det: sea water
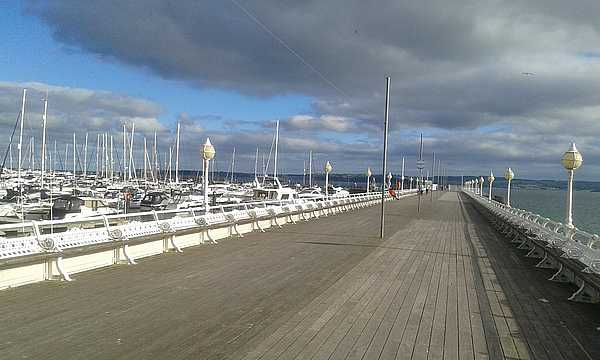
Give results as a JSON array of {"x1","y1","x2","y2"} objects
[{"x1": 494, "y1": 188, "x2": 600, "y2": 235}]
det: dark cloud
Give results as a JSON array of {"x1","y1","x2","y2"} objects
[{"x1": 20, "y1": 1, "x2": 600, "y2": 178}]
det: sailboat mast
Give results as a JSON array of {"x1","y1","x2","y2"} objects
[
  {"x1": 31, "y1": 137, "x2": 35, "y2": 171},
  {"x1": 175, "y1": 121, "x2": 180, "y2": 183},
  {"x1": 17, "y1": 89, "x2": 26, "y2": 206},
  {"x1": 309, "y1": 150, "x2": 312, "y2": 187},
  {"x1": 303, "y1": 160, "x2": 306, "y2": 186},
  {"x1": 96, "y1": 133, "x2": 100, "y2": 178},
  {"x1": 84, "y1": 132, "x2": 88, "y2": 177},
  {"x1": 64, "y1": 144, "x2": 68, "y2": 173},
  {"x1": 230, "y1": 147, "x2": 235, "y2": 183},
  {"x1": 73, "y1": 132, "x2": 76, "y2": 178},
  {"x1": 153, "y1": 131, "x2": 158, "y2": 183},
  {"x1": 144, "y1": 137, "x2": 147, "y2": 183},
  {"x1": 168, "y1": 146, "x2": 172, "y2": 183},
  {"x1": 273, "y1": 120, "x2": 279, "y2": 178},
  {"x1": 128, "y1": 124, "x2": 135, "y2": 180},
  {"x1": 110, "y1": 135, "x2": 113, "y2": 180},
  {"x1": 123, "y1": 124, "x2": 127, "y2": 181},
  {"x1": 41, "y1": 92, "x2": 48, "y2": 188},
  {"x1": 254, "y1": 147, "x2": 258, "y2": 179}
]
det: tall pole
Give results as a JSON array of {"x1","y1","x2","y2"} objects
[
  {"x1": 144, "y1": 137, "x2": 147, "y2": 183},
  {"x1": 96, "y1": 133, "x2": 100, "y2": 178},
  {"x1": 64, "y1": 144, "x2": 68, "y2": 173},
  {"x1": 274, "y1": 120, "x2": 279, "y2": 178},
  {"x1": 417, "y1": 134, "x2": 424, "y2": 213},
  {"x1": 123, "y1": 124, "x2": 127, "y2": 180},
  {"x1": 73, "y1": 132, "x2": 76, "y2": 178},
  {"x1": 128, "y1": 124, "x2": 135, "y2": 180},
  {"x1": 17, "y1": 89, "x2": 26, "y2": 211},
  {"x1": 230, "y1": 147, "x2": 235, "y2": 183},
  {"x1": 84, "y1": 132, "x2": 88, "y2": 177},
  {"x1": 380, "y1": 76, "x2": 391, "y2": 239},
  {"x1": 303, "y1": 160, "x2": 306, "y2": 186},
  {"x1": 254, "y1": 147, "x2": 259, "y2": 181},
  {"x1": 431, "y1": 151, "x2": 435, "y2": 201},
  {"x1": 175, "y1": 120, "x2": 180, "y2": 183},
  {"x1": 309, "y1": 150, "x2": 312, "y2": 187},
  {"x1": 41, "y1": 92, "x2": 48, "y2": 189},
  {"x1": 168, "y1": 146, "x2": 172, "y2": 183},
  {"x1": 110, "y1": 135, "x2": 114, "y2": 180},
  {"x1": 154, "y1": 132, "x2": 158, "y2": 183},
  {"x1": 401, "y1": 156, "x2": 405, "y2": 191}
]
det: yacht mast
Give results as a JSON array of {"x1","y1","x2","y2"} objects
[
  {"x1": 143, "y1": 137, "x2": 147, "y2": 183},
  {"x1": 230, "y1": 147, "x2": 235, "y2": 183},
  {"x1": 41, "y1": 92, "x2": 48, "y2": 189},
  {"x1": 123, "y1": 124, "x2": 127, "y2": 181},
  {"x1": 128, "y1": 124, "x2": 135, "y2": 180},
  {"x1": 73, "y1": 132, "x2": 76, "y2": 179},
  {"x1": 17, "y1": 89, "x2": 26, "y2": 209},
  {"x1": 273, "y1": 120, "x2": 279, "y2": 178},
  {"x1": 110, "y1": 135, "x2": 114, "y2": 180},
  {"x1": 303, "y1": 160, "x2": 306, "y2": 186},
  {"x1": 96, "y1": 133, "x2": 100, "y2": 178},
  {"x1": 64, "y1": 144, "x2": 68, "y2": 173},
  {"x1": 175, "y1": 121, "x2": 180, "y2": 183},
  {"x1": 84, "y1": 132, "x2": 88, "y2": 177},
  {"x1": 309, "y1": 150, "x2": 312, "y2": 187},
  {"x1": 254, "y1": 147, "x2": 258, "y2": 180},
  {"x1": 31, "y1": 137, "x2": 35, "y2": 171},
  {"x1": 153, "y1": 131, "x2": 158, "y2": 183},
  {"x1": 168, "y1": 146, "x2": 172, "y2": 183}
]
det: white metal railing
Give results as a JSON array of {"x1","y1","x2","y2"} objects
[
  {"x1": 463, "y1": 189, "x2": 600, "y2": 275},
  {"x1": 0, "y1": 190, "x2": 415, "y2": 262}
]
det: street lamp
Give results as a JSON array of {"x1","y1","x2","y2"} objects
[
  {"x1": 504, "y1": 168, "x2": 514, "y2": 207},
  {"x1": 387, "y1": 172, "x2": 392, "y2": 189},
  {"x1": 561, "y1": 143, "x2": 583, "y2": 228},
  {"x1": 474, "y1": 178, "x2": 479, "y2": 194},
  {"x1": 479, "y1": 176, "x2": 484, "y2": 196},
  {"x1": 201, "y1": 138, "x2": 215, "y2": 212},
  {"x1": 366, "y1": 167, "x2": 372, "y2": 193},
  {"x1": 488, "y1": 171, "x2": 495, "y2": 201},
  {"x1": 409, "y1": 176, "x2": 414, "y2": 190},
  {"x1": 324, "y1": 161, "x2": 332, "y2": 198}
]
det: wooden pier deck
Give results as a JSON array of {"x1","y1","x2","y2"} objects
[{"x1": 1, "y1": 192, "x2": 599, "y2": 360}]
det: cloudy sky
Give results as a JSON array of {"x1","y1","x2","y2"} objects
[{"x1": 2, "y1": 1, "x2": 600, "y2": 180}]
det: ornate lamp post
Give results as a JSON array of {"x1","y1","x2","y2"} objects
[
  {"x1": 479, "y1": 176, "x2": 484, "y2": 196},
  {"x1": 324, "y1": 161, "x2": 332, "y2": 197},
  {"x1": 561, "y1": 143, "x2": 583, "y2": 228},
  {"x1": 201, "y1": 138, "x2": 215, "y2": 212},
  {"x1": 488, "y1": 171, "x2": 495, "y2": 201},
  {"x1": 504, "y1": 168, "x2": 514, "y2": 206},
  {"x1": 387, "y1": 172, "x2": 392, "y2": 189},
  {"x1": 366, "y1": 167, "x2": 372, "y2": 193},
  {"x1": 474, "y1": 178, "x2": 479, "y2": 194}
]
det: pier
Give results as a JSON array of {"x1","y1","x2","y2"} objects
[{"x1": 1, "y1": 192, "x2": 599, "y2": 360}]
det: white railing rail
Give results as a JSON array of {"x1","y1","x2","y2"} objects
[{"x1": 0, "y1": 190, "x2": 417, "y2": 263}]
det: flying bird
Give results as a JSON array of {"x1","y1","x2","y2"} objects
[{"x1": 522, "y1": 72, "x2": 535, "y2": 76}]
